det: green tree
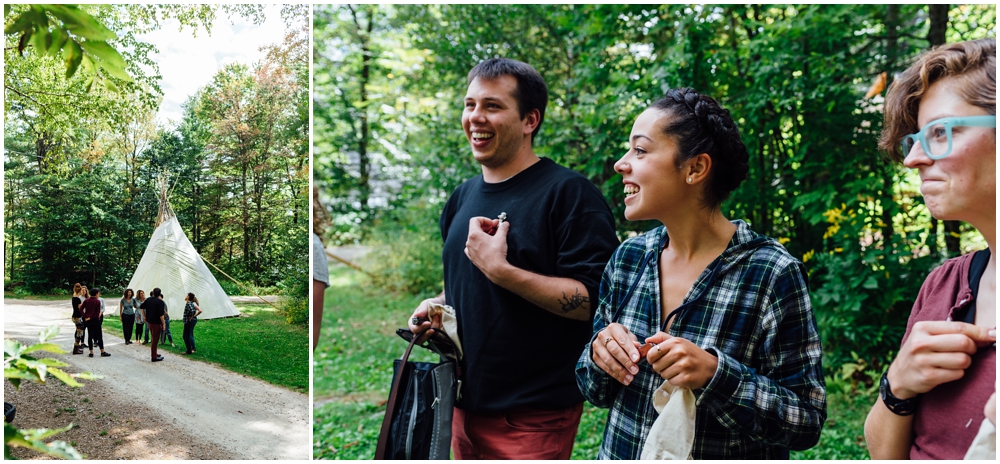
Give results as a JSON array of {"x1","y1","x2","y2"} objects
[
  {"x1": 312, "y1": 3, "x2": 996, "y2": 368},
  {"x1": 5, "y1": 4, "x2": 305, "y2": 298}
]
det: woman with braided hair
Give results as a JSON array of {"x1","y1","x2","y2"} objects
[{"x1": 576, "y1": 88, "x2": 826, "y2": 459}]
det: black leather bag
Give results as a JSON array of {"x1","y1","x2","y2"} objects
[{"x1": 375, "y1": 329, "x2": 460, "y2": 460}]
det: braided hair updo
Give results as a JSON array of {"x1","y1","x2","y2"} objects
[{"x1": 650, "y1": 88, "x2": 749, "y2": 209}]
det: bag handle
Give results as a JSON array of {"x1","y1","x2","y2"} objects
[{"x1": 374, "y1": 334, "x2": 419, "y2": 460}]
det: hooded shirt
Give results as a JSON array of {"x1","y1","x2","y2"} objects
[{"x1": 576, "y1": 220, "x2": 826, "y2": 459}]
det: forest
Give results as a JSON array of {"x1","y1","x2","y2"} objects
[
  {"x1": 313, "y1": 3, "x2": 996, "y2": 373},
  {"x1": 4, "y1": 4, "x2": 310, "y2": 321}
]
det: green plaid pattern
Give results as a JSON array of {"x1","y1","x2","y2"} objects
[{"x1": 575, "y1": 220, "x2": 826, "y2": 459}]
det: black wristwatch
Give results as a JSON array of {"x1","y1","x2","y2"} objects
[{"x1": 880, "y1": 370, "x2": 917, "y2": 416}]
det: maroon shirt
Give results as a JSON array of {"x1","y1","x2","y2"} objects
[
  {"x1": 901, "y1": 252, "x2": 996, "y2": 460},
  {"x1": 80, "y1": 297, "x2": 102, "y2": 320}
]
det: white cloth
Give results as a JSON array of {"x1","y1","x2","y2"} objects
[
  {"x1": 964, "y1": 419, "x2": 996, "y2": 460},
  {"x1": 640, "y1": 380, "x2": 696, "y2": 460},
  {"x1": 428, "y1": 303, "x2": 462, "y2": 359}
]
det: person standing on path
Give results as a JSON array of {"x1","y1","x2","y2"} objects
[
  {"x1": 141, "y1": 288, "x2": 167, "y2": 362},
  {"x1": 119, "y1": 289, "x2": 138, "y2": 344},
  {"x1": 161, "y1": 301, "x2": 175, "y2": 347},
  {"x1": 182, "y1": 292, "x2": 203, "y2": 355},
  {"x1": 135, "y1": 289, "x2": 147, "y2": 345},
  {"x1": 80, "y1": 286, "x2": 91, "y2": 350},
  {"x1": 71, "y1": 283, "x2": 86, "y2": 355},
  {"x1": 406, "y1": 58, "x2": 620, "y2": 459},
  {"x1": 80, "y1": 287, "x2": 110, "y2": 358}
]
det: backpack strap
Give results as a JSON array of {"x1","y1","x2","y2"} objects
[{"x1": 374, "y1": 335, "x2": 419, "y2": 460}]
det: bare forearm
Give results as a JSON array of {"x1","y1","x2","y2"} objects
[
  {"x1": 312, "y1": 280, "x2": 325, "y2": 350},
  {"x1": 864, "y1": 399, "x2": 914, "y2": 460},
  {"x1": 489, "y1": 264, "x2": 590, "y2": 321}
]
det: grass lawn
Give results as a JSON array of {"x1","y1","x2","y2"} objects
[
  {"x1": 312, "y1": 267, "x2": 874, "y2": 459},
  {"x1": 100, "y1": 303, "x2": 309, "y2": 393},
  {"x1": 9, "y1": 294, "x2": 70, "y2": 301}
]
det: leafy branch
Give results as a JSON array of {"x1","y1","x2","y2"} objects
[
  {"x1": 4, "y1": 4, "x2": 133, "y2": 92},
  {"x1": 4, "y1": 325, "x2": 103, "y2": 459}
]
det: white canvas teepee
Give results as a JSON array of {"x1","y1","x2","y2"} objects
[{"x1": 127, "y1": 175, "x2": 240, "y2": 320}]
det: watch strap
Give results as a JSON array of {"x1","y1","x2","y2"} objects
[{"x1": 880, "y1": 370, "x2": 917, "y2": 416}]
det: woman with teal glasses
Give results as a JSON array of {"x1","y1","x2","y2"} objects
[{"x1": 865, "y1": 38, "x2": 995, "y2": 460}]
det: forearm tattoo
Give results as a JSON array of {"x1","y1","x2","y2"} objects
[{"x1": 558, "y1": 289, "x2": 589, "y2": 313}]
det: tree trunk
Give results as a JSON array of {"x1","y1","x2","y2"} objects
[
  {"x1": 929, "y1": 217, "x2": 939, "y2": 256},
  {"x1": 350, "y1": 5, "x2": 373, "y2": 220},
  {"x1": 927, "y1": 5, "x2": 949, "y2": 47},
  {"x1": 879, "y1": 4, "x2": 901, "y2": 247},
  {"x1": 925, "y1": 5, "x2": 962, "y2": 256},
  {"x1": 944, "y1": 220, "x2": 962, "y2": 256}
]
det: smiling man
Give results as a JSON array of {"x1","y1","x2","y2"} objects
[{"x1": 406, "y1": 58, "x2": 619, "y2": 459}]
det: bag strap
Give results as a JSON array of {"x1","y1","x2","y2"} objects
[{"x1": 374, "y1": 334, "x2": 419, "y2": 460}]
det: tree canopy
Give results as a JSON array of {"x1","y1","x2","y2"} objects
[
  {"x1": 5, "y1": 4, "x2": 309, "y2": 317},
  {"x1": 313, "y1": 4, "x2": 996, "y2": 368}
]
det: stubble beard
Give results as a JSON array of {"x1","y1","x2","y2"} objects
[{"x1": 472, "y1": 132, "x2": 521, "y2": 170}]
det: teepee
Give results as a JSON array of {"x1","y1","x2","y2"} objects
[{"x1": 127, "y1": 175, "x2": 241, "y2": 320}]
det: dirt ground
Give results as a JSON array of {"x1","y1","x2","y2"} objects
[
  {"x1": 5, "y1": 368, "x2": 232, "y2": 460},
  {"x1": 4, "y1": 298, "x2": 309, "y2": 460}
]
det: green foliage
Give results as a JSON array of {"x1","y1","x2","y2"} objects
[
  {"x1": 4, "y1": 325, "x2": 102, "y2": 460},
  {"x1": 572, "y1": 405, "x2": 610, "y2": 459},
  {"x1": 4, "y1": 423, "x2": 81, "y2": 460},
  {"x1": 362, "y1": 203, "x2": 444, "y2": 296},
  {"x1": 5, "y1": 6, "x2": 309, "y2": 293},
  {"x1": 4, "y1": 326, "x2": 102, "y2": 390},
  {"x1": 192, "y1": 59, "x2": 308, "y2": 283},
  {"x1": 5, "y1": 4, "x2": 131, "y2": 91},
  {"x1": 280, "y1": 296, "x2": 308, "y2": 325},
  {"x1": 313, "y1": 267, "x2": 880, "y2": 459},
  {"x1": 791, "y1": 375, "x2": 878, "y2": 460},
  {"x1": 101, "y1": 305, "x2": 308, "y2": 392},
  {"x1": 313, "y1": 401, "x2": 383, "y2": 460},
  {"x1": 313, "y1": 268, "x2": 434, "y2": 459},
  {"x1": 313, "y1": 3, "x2": 996, "y2": 372}
]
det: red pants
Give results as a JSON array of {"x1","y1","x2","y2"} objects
[
  {"x1": 451, "y1": 403, "x2": 583, "y2": 460},
  {"x1": 149, "y1": 323, "x2": 162, "y2": 360}
]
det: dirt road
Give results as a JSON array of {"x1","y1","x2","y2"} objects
[{"x1": 3, "y1": 299, "x2": 309, "y2": 460}]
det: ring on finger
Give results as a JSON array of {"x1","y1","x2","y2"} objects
[
  {"x1": 656, "y1": 345, "x2": 661, "y2": 354},
  {"x1": 604, "y1": 336, "x2": 613, "y2": 346}
]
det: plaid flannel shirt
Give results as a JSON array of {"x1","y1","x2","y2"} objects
[{"x1": 575, "y1": 220, "x2": 826, "y2": 459}]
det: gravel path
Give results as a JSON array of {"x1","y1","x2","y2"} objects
[{"x1": 4, "y1": 298, "x2": 309, "y2": 460}]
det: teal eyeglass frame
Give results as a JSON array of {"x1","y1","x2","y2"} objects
[{"x1": 901, "y1": 115, "x2": 996, "y2": 160}]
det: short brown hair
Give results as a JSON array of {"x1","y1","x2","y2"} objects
[
  {"x1": 467, "y1": 58, "x2": 548, "y2": 141},
  {"x1": 880, "y1": 38, "x2": 996, "y2": 161}
]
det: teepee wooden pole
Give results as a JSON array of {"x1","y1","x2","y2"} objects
[
  {"x1": 324, "y1": 249, "x2": 376, "y2": 278},
  {"x1": 200, "y1": 256, "x2": 283, "y2": 312}
]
